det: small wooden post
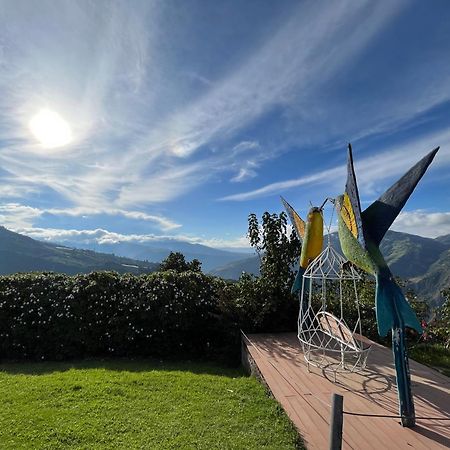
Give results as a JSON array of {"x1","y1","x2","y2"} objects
[{"x1": 329, "y1": 393, "x2": 343, "y2": 450}]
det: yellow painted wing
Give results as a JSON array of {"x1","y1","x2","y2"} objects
[
  {"x1": 341, "y1": 193, "x2": 358, "y2": 239},
  {"x1": 280, "y1": 196, "x2": 305, "y2": 240}
]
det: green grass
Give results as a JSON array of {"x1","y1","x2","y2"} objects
[
  {"x1": 0, "y1": 359, "x2": 303, "y2": 449},
  {"x1": 410, "y1": 343, "x2": 450, "y2": 377}
]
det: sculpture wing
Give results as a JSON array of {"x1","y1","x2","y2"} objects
[
  {"x1": 362, "y1": 147, "x2": 439, "y2": 246},
  {"x1": 280, "y1": 196, "x2": 305, "y2": 241},
  {"x1": 341, "y1": 144, "x2": 367, "y2": 249}
]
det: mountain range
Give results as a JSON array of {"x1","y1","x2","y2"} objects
[
  {"x1": 50, "y1": 238, "x2": 252, "y2": 272},
  {"x1": 0, "y1": 225, "x2": 448, "y2": 307},
  {"x1": 211, "y1": 230, "x2": 450, "y2": 307},
  {"x1": 0, "y1": 226, "x2": 158, "y2": 275}
]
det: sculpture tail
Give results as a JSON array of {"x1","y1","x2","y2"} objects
[
  {"x1": 291, "y1": 267, "x2": 305, "y2": 294},
  {"x1": 375, "y1": 271, "x2": 422, "y2": 337},
  {"x1": 376, "y1": 271, "x2": 418, "y2": 426}
]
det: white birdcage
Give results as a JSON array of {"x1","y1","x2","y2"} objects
[{"x1": 298, "y1": 237, "x2": 371, "y2": 378}]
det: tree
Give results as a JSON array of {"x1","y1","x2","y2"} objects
[
  {"x1": 236, "y1": 211, "x2": 301, "y2": 331},
  {"x1": 248, "y1": 211, "x2": 301, "y2": 289},
  {"x1": 428, "y1": 288, "x2": 450, "y2": 347},
  {"x1": 159, "y1": 252, "x2": 202, "y2": 273}
]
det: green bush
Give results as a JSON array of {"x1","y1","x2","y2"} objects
[
  {"x1": 228, "y1": 273, "x2": 298, "y2": 333},
  {"x1": 425, "y1": 289, "x2": 450, "y2": 347},
  {"x1": 0, "y1": 271, "x2": 232, "y2": 361}
]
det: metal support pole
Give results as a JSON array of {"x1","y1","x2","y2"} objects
[
  {"x1": 329, "y1": 393, "x2": 343, "y2": 450},
  {"x1": 392, "y1": 325, "x2": 416, "y2": 427}
]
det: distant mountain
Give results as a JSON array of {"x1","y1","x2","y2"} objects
[
  {"x1": 210, "y1": 255, "x2": 260, "y2": 279},
  {"x1": 211, "y1": 230, "x2": 450, "y2": 307},
  {"x1": 410, "y1": 248, "x2": 450, "y2": 307},
  {"x1": 0, "y1": 226, "x2": 157, "y2": 275},
  {"x1": 2, "y1": 224, "x2": 449, "y2": 306},
  {"x1": 380, "y1": 231, "x2": 448, "y2": 279},
  {"x1": 55, "y1": 238, "x2": 249, "y2": 272},
  {"x1": 436, "y1": 234, "x2": 450, "y2": 246}
]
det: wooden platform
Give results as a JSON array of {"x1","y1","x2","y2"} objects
[{"x1": 242, "y1": 332, "x2": 450, "y2": 450}]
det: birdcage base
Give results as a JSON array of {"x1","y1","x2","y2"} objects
[{"x1": 298, "y1": 329, "x2": 371, "y2": 377}]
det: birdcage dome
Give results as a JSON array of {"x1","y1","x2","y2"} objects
[{"x1": 303, "y1": 243, "x2": 363, "y2": 281}]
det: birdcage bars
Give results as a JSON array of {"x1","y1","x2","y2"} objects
[{"x1": 297, "y1": 243, "x2": 371, "y2": 378}]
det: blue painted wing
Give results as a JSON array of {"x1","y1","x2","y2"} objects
[
  {"x1": 342, "y1": 144, "x2": 367, "y2": 249},
  {"x1": 362, "y1": 147, "x2": 439, "y2": 246}
]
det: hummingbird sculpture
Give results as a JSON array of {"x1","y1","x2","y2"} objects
[{"x1": 336, "y1": 144, "x2": 439, "y2": 427}]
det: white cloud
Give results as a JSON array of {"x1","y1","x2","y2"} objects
[
  {"x1": 0, "y1": 0, "x2": 410, "y2": 210},
  {"x1": 229, "y1": 141, "x2": 263, "y2": 182},
  {"x1": 222, "y1": 166, "x2": 344, "y2": 201},
  {"x1": 231, "y1": 167, "x2": 258, "y2": 183},
  {"x1": 222, "y1": 128, "x2": 450, "y2": 201},
  {"x1": 0, "y1": 203, "x2": 42, "y2": 228},
  {"x1": 392, "y1": 211, "x2": 450, "y2": 238},
  {"x1": 0, "y1": 184, "x2": 37, "y2": 198},
  {"x1": 46, "y1": 207, "x2": 181, "y2": 231},
  {"x1": 0, "y1": 203, "x2": 180, "y2": 231},
  {"x1": 11, "y1": 226, "x2": 251, "y2": 250},
  {"x1": 231, "y1": 141, "x2": 260, "y2": 153},
  {"x1": 1, "y1": 0, "x2": 449, "y2": 256}
]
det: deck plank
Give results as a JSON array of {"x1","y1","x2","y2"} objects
[{"x1": 243, "y1": 332, "x2": 450, "y2": 450}]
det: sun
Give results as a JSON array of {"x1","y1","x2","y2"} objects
[{"x1": 29, "y1": 109, "x2": 73, "y2": 148}]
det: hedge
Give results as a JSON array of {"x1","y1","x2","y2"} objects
[
  {"x1": 2, "y1": 269, "x2": 436, "y2": 362},
  {"x1": 0, "y1": 271, "x2": 238, "y2": 361}
]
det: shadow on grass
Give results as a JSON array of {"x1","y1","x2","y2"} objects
[{"x1": 0, "y1": 357, "x2": 245, "y2": 377}]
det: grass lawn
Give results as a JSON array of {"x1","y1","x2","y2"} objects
[
  {"x1": 0, "y1": 359, "x2": 303, "y2": 449},
  {"x1": 409, "y1": 343, "x2": 450, "y2": 377}
]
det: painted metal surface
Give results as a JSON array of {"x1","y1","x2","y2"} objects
[{"x1": 336, "y1": 144, "x2": 439, "y2": 427}]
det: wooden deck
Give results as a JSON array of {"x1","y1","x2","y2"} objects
[{"x1": 242, "y1": 332, "x2": 450, "y2": 450}]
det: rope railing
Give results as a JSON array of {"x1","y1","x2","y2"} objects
[{"x1": 343, "y1": 411, "x2": 450, "y2": 420}]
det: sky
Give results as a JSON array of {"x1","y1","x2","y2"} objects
[{"x1": 0, "y1": 0, "x2": 450, "y2": 251}]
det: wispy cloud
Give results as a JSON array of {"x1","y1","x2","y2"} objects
[
  {"x1": 1, "y1": 0, "x2": 449, "y2": 251},
  {"x1": 229, "y1": 141, "x2": 262, "y2": 182},
  {"x1": 222, "y1": 128, "x2": 450, "y2": 201},
  {"x1": 392, "y1": 211, "x2": 450, "y2": 238},
  {"x1": 0, "y1": 0, "x2": 411, "y2": 210},
  {"x1": 0, "y1": 184, "x2": 38, "y2": 198},
  {"x1": 47, "y1": 207, "x2": 181, "y2": 230},
  {"x1": 231, "y1": 167, "x2": 258, "y2": 183},
  {"x1": 0, "y1": 203, "x2": 180, "y2": 231},
  {"x1": 12, "y1": 226, "x2": 250, "y2": 249},
  {"x1": 222, "y1": 166, "x2": 344, "y2": 201},
  {"x1": 0, "y1": 204, "x2": 42, "y2": 228}
]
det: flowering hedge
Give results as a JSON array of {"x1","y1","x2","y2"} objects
[{"x1": 0, "y1": 271, "x2": 236, "y2": 361}]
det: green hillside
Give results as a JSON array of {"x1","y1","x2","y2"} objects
[
  {"x1": 410, "y1": 248, "x2": 450, "y2": 308},
  {"x1": 211, "y1": 230, "x2": 450, "y2": 306},
  {"x1": 1, "y1": 224, "x2": 449, "y2": 305},
  {"x1": 380, "y1": 231, "x2": 448, "y2": 278},
  {"x1": 0, "y1": 226, "x2": 157, "y2": 275},
  {"x1": 436, "y1": 234, "x2": 450, "y2": 246},
  {"x1": 210, "y1": 255, "x2": 260, "y2": 279}
]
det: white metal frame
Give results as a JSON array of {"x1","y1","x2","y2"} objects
[{"x1": 298, "y1": 243, "x2": 371, "y2": 379}]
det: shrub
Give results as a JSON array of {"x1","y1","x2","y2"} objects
[
  {"x1": 0, "y1": 271, "x2": 232, "y2": 361},
  {"x1": 426, "y1": 288, "x2": 450, "y2": 347}
]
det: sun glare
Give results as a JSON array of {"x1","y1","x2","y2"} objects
[{"x1": 29, "y1": 109, "x2": 73, "y2": 148}]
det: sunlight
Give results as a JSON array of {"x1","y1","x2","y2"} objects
[{"x1": 29, "y1": 109, "x2": 73, "y2": 148}]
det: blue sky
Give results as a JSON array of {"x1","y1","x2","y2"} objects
[{"x1": 0, "y1": 0, "x2": 449, "y2": 250}]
